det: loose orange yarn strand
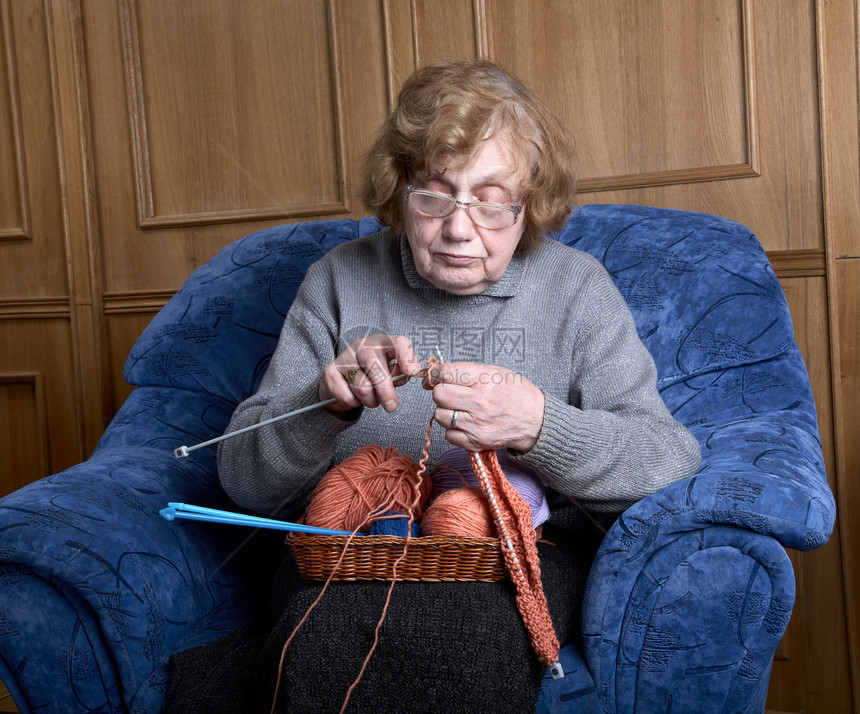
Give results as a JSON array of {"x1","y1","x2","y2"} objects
[
  {"x1": 337, "y1": 413, "x2": 436, "y2": 711},
  {"x1": 270, "y1": 359, "x2": 439, "y2": 714}
]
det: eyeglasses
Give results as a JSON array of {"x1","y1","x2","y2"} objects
[{"x1": 405, "y1": 185, "x2": 523, "y2": 230}]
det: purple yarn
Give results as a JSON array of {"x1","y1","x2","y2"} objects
[{"x1": 428, "y1": 447, "x2": 550, "y2": 529}]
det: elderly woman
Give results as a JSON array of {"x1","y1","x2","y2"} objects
[
  {"x1": 168, "y1": 60, "x2": 700, "y2": 713},
  {"x1": 219, "y1": 61, "x2": 699, "y2": 517}
]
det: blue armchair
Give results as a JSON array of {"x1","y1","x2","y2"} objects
[{"x1": 0, "y1": 204, "x2": 835, "y2": 713}]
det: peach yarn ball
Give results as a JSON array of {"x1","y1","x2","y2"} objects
[
  {"x1": 304, "y1": 445, "x2": 431, "y2": 532},
  {"x1": 421, "y1": 486, "x2": 497, "y2": 538}
]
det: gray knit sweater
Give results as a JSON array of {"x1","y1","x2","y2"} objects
[{"x1": 218, "y1": 230, "x2": 700, "y2": 516}]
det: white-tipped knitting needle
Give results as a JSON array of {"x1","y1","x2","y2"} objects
[
  {"x1": 174, "y1": 370, "x2": 421, "y2": 459},
  {"x1": 174, "y1": 349, "x2": 446, "y2": 459},
  {"x1": 174, "y1": 396, "x2": 340, "y2": 459}
]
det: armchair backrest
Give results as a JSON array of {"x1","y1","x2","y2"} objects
[
  {"x1": 124, "y1": 217, "x2": 384, "y2": 405},
  {"x1": 557, "y1": 205, "x2": 817, "y2": 434},
  {"x1": 123, "y1": 204, "x2": 817, "y2": 439}
]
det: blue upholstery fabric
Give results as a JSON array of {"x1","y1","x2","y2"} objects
[
  {"x1": 0, "y1": 205, "x2": 834, "y2": 713},
  {"x1": 536, "y1": 205, "x2": 831, "y2": 713}
]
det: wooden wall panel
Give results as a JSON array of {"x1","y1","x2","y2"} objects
[
  {"x1": 80, "y1": 0, "x2": 394, "y2": 408},
  {"x1": 330, "y1": 0, "x2": 389, "y2": 174},
  {"x1": 0, "y1": 0, "x2": 67, "y2": 298},
  {"x1": 122, "y1": 0, "x2": 346, "y2": 227},
  {"x1": 0, "y1": 3, "x2": 29, "y2": 241},
  {"x1": 491, "y1": 0, "x2": 755, "y2": 186},
  {"x1": 0, "y1": 319, "x2": 82, "y2": 498},
  {"x1": 817, "y1": 1, "x2": 860, "y2": 707},
  {"x1": 412, "y1": 0, "x2": 482, "y2": 62},
  {"x1": 0, "y1": 373, "x2": 48, "y2": 496},
  {"x1": 829, "y1": 258, "x2": 860, "y2": 713},
  {"x1": 0, "y1": 0, "x2": 88, "y2": 498},
  {"x1": 83, "y1": 0, "x2": 392, "y2": 296},
  {"x1": 105, "y1": 311, "x2": 157, "y2": 414},
  {"x1": 485, "y1": 0, "x2": 823, "y2": 255}
]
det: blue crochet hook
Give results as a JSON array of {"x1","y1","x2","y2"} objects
[{"x1": 159, "y1": 502, "x2": 358, "y2": 536}]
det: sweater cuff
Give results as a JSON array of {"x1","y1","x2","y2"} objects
[{"x1": 512, "y1": 392, "x2": 616, "y2": 494}]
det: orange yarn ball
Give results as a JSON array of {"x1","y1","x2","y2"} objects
[
  {"x1": 305, "y1": 445, "x2": 431, "y2": 532},
  {"x1": 421, "y1": 487, "x2": 497, "y2": 538}
]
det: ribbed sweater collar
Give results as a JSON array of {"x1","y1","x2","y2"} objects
[{"x1": 398, "y1": 235, "x2": 525, "y2": 297}]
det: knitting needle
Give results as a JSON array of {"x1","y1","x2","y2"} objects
[
  {"x1": 159, "y1": 502, "x2": 359, "y2": 536},
  {"x1": 174, "y1": 368, "x2": 425, "y2": 459},
  {"x1": 174, "y1": 395, "x2": 341, "y2": 459}
]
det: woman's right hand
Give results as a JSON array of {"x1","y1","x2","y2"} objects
[{"x1": 319, "y1": 334, "x2": 422, "y2": 415}]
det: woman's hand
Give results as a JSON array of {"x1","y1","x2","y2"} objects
[
  {"x1": 319, "y1": 334, "x2": 422, "y2": 415},
  {"x1": 424, "y1": 362, "x2": 545, "y2": 453}
]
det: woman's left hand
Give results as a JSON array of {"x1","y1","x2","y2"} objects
[{"x1": 424, "y1": 362, "x2": 545, "y2": 453}]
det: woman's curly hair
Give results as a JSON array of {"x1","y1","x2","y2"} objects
[{"x1": 359, "y1": 59, "x2": 577, "y2": 251}]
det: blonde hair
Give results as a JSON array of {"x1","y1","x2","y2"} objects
[{"x1": 359, "y1": 60, "x2": 577, "y2": 251}]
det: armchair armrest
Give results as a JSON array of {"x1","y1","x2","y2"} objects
[
  {"x1": 579, "y1": 414, "x2": 834, "y2": 713},
  {"x1": 0, "y1": 387, "x2": 277, "y2": 713}
]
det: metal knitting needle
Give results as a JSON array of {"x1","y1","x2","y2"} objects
[{"x1": 174, "y1": 368, "x2": 427, "y2": 459}]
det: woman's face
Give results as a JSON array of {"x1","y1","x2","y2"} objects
[{"x1": 403, "y1": 137, "x2": 528, "y2": 295}]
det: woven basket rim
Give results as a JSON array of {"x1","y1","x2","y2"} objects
[
  {"x1": 287, "y1": 531, "x2": 501, "y2": 547},
  {"x1": 286, "y1": 531, "x2": 506, "y2": 582}
]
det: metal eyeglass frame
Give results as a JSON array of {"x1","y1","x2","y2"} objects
[{"x1": 405, "y1": 185, "x2": 523, "y2": 228}]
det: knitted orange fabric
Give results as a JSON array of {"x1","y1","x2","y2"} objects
[{"x1": 469, "y1": 449, "x2": 560, "y2": 667}]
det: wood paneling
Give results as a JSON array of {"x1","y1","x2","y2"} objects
[
  {"x1": 0, "y1": 0, "x2": 92, "y2": 496},
  {"x1": 105, "y1": 310, "x2": 157, "y2": 413},
  {"x1": 0, "y1": 373, "x2": 48, "y2": 495},
  {"x1": 413, "y1": 0, "x2": 482, "y2": 62},
  {"x1": 1, "y1": 0, "x2": 856, "y2": 710},
  {"x1": 485, "y1": 0, "x2": 824, "y2": 255},
  {"x1": 491, "y1": 0, "x2": 758, "y2": 190},
  {"x1": 82, "y1": 0, "x2": 391, "y2": 294},
  {"x1": 817, "y1": 0, "x2": 860, "y2": 706},
  {"x1": 0, "y1": 0, "x2": 67, "y2": 298},
  {"x1": 120, "y1": 0, "x2": 348, "y2": 228},
  {"x1": 0, "y1": 2, "x2": 29, "y2": 241},
  {"x1": 0, "y1": 318, "x2": 82, "y2": 497}
]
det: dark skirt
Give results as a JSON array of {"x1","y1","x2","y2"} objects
[{"x1": 164, "y1": 521, "x2": 601, "y2": 714}]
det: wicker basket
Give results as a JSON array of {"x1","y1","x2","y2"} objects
[{"x1": 287, "y1": 531, "x2": 505, "y2": 582}]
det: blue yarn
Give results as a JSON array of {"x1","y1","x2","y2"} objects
[{"x1": 370, "y1": 510, "x2": 421, "y2": 537}]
